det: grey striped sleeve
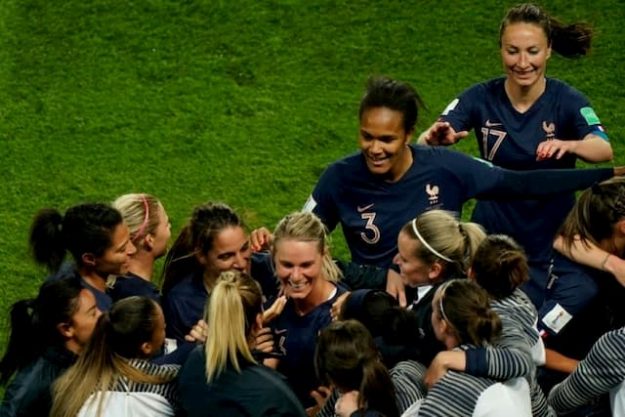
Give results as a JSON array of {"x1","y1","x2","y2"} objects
[{"x1": 548, "y1": 328, "x2": 625, "y2": 413}]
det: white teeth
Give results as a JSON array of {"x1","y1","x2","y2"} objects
[{"x1": 288, "y1": 279, "x2": 305, "y2": 289}]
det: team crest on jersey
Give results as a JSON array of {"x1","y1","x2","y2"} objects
[
  {"x1": 542, "y1": 121, "x2": 556, "y2": 139},
  {"x1": 426, "y1": 184, "x2": 439, "y2": 205}
]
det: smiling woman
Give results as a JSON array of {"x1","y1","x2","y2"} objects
[
  {"x1": 266, "y1": 211, "x2": 347, "y2": 409},
  {"x1": 419, "y1": 3, "x2": 613, "y2": 307},
  {"x1": 29, "y1": 203, "x2": 137, "y2": 311}
]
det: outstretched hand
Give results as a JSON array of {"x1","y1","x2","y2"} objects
[
  {"x1": 422, "y1": 121, "x2": 468, "y2": 146},
  {"x1": 536, "y1": 139, "x2": 578, "y2": 161}
]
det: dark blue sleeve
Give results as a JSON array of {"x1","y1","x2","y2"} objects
[
  {"x1": 442, "y1": 150, "x2": 614, "y2": 199},
  {"x1": 439, "y1": 84, "x2": 480, "y2": 133},
  {"x1": 162, "y1": 294, "x2": 188, "y2": 343},
  {"x1": 465, "y1": 347, "x2": 488, "y2": 377},
  {"x1": 306, "y1": 164, "x2": 340, "y2": 232}
]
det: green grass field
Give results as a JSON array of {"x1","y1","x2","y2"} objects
[{"x1": 1, "y1": 0, "x2": 624, "y2": 364}]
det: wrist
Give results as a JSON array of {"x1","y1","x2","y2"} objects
[{"x1": 603, "y1": 253, "x2": 621, "y2": 273}]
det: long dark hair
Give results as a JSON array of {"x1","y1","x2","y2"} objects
[
  {"x1": 315, "y1": 320, "x2": 399, "y2": 417},
  {"x1": 29, "y1": 203, "x2": 123, "y2": 272},
  {"x1": 0, "y1": 277, "x2": 83, "y2": 384},
  {"x1": 499, "y1": 3, "x2": 593, "y2": 58},
  {"x1": 559, "y1": 178, "x2": 625, "y2": 254},
  {"x1": 162, "y1": 202, "x2": 244, "y2": 294}
]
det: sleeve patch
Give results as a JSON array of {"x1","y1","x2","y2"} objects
[
  {"x1": 302, "y1": 195, "x2": 317, "y2": 212},
  {"x1": 542, "y1": 303, "x2": 573, "y2": 334},
  {"x1": 580, "y1": 107, "x2": 601, "y2": 126},
  {"x1": 441, "y1": 98, "x2": 459, "y2": 116}
]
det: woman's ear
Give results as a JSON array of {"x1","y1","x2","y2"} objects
[
  {"x1": 428, "y1": 261, "x2": 443, "y2": 281},
  {"x1": 57, "y1": 322, "x2": 74, "y2": 339},
  {"x1": 143, "y1": 234, "x2": 154, "y2": 251},
  {"x1": 81, "y1": 253, "x2": 96, "y2": 267},
  {"x1": 140, "y1": 341, "x2": 154, "y2": 357}
]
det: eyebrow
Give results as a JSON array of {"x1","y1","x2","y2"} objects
[{"x1": 115, "y1": 238, "x2": 130, "y2": 251}]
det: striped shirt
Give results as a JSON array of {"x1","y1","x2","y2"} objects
[
  {"x1": 405, "y1": 346, "x2": 531, "y2": 417},
  {"x1": 548, "y1": 327, "x2": 625, "y2": 416},
  {"x1": 77, "y1": 359, "x2": 179, "y2": 417}
]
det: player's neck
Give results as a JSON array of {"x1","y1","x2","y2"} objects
[
  {"x1": 127, "y1": 251, "x2": 154, "y2": 281},
  {"x1": 387, "y1": 146, "x2": 413, "y2": 183},
  {"x1": 293, "y1": 280, "x2": 334, "y2": 316},
  {"x1": 504, "y1": 77, "x2": 546, "y2": 114}
]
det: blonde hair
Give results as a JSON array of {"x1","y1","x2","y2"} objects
[
  {"x1": 272, "y1": 211, "x2": 342, "y2": 283},
  {"x1": 204, "y1": 270, "x2": 262, "y2": 382},
  {"x1": 50, "y1": 297, "x2": 173, "y2": 417},
  {"x1": 112, "y1": 193, "x2": 163, "y2": 244},
  {"x1": 401, "y1": 210, "x2": 486, "y2": 279}
]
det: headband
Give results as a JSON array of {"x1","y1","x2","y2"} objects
[
  {"x1": 134, "y1": 195, "x2": 150, "y2": 239},
  {"x1": 411, "y1": 218, "x2": 453, "y2": 263}
]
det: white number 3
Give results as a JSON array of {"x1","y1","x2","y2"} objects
[{"x1": 360, "y1": 212, "x2": 380, "y2": 244}]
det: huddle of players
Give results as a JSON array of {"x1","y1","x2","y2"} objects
[{"x1": 2, "y1": 3, "x2": 625, "y2": 417}]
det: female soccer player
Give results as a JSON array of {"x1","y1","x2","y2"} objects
[
  {"x1": 419, "y1": 3, "x2": 612, "y2": 306},
  {"x1": 30, "y1": 203, "x2": 137, "y2": 311},
  {"x1": 161, "y1": 201, "x2": 275, "y2": 342},
  {"x1": 50, "y1": 296, "x2": 179, "y2": 417},
  {"x1": 177, "y1": 270, "x2": 306, "y2": 417},
  {"x1": 0, "y1": 278, "x2": 101, "y2": 416},
  {"x1": 265, "y1": 211, "x2": 347, "y2": 408},
  {"x1": 405, "y1": 280, "x2": 532, "y2": 417},
  {"x1": 306, "y1": 76, "x2": 618, "y2": 279},
  {"x1": 538, "y1": 178, "x2": 625, "y2": 397},
  {"x1": 108, "y1": 193, "x2": 171, "y2": 302}
]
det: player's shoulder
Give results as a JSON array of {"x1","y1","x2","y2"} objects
[{"x1": 546, "y1": 78, "x2": 587, "y2": 101}]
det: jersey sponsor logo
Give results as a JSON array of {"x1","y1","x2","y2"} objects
[
  {"x1": 426, "y1": 184, "x2": 439, "y2": 205},
  {"x1": 357, "y1": 203, "x2": 374, "y2": 212},
  {"x1": 484, "y1": 119, "x2": 502, "y2": 127},
  {"x1": 542, "y1": 121, "x2": 556, "y2": 139},
  {"x1": 360, "y1": 211, "x2": 380, "y2": 245},
  {"x1": 302, "y1": 195, "x2": 317, "y2": 212},
  {"x1": 441, "y1": 98, "x2": 459, "y2": 116},
  {"x1": 580, "y1": 107, "x2": 601, "y2": 126}
]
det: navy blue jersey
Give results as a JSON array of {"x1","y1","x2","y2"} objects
[
  {"x1": 161, "y1": 271, "x2": 207, "y2": 343},
  {"x1": 107, "y1": 273, "x2": 161, "y2": 303},
  {"x1": 269, "y1": 285, "x2": 346, "y2": 408},
  {"x1": 178, "y1": 347, "x2": 306, "y2": 417},
  {"x1": 539, "y1": 253, "x2": 625, "y2": 361},
  {"x1": 162, "y1": 253, "x2": 279, "y2": 343},
  {"x1": 306, "y1": 143, "x2": 613, "y2": 267},
  {"x1": 442, "y1": 78, "x2": 609, "y2": 281}
]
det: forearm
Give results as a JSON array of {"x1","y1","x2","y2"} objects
[
  {"x1": 554, "y1": 235, "x2": 625, "y2": 286},
  {"x1": 571, "y1": 134, "x2": 613, "y2": 162},
  {"x1": 544, "y1": 348, "x2": 579, "y2": 374}
]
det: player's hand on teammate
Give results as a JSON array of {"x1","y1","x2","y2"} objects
[
  {"x1": 263, "y1": 294, "x2": 287, "y2": 324},
  {"x1": 423, "y1": 121, "x2": 469, "y2": 146},
  {"x1": 307, "y1": 386, "x2": 333, "y2": 416},
  {"x1": 536, "y1": 139, "x2": 578, "y2": 160},
  {"x1": 253, "y1": 327, "x2": 275, "y2": 353},
  {"x1": 330, "y1": 291, "x2": 350, "y2": 321},
  {"x1": 184, "y1": 319, "x2": 208, "y2": 343},
  {"x1": 386, "y1": 268, "x2": 407, "y2": 307},
  {"x1": 335, "y1": 390, "x2": 360, "y2": 417},
  {"x1": 250, "y1": 227, "x2": 272, "y2": 252}
]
